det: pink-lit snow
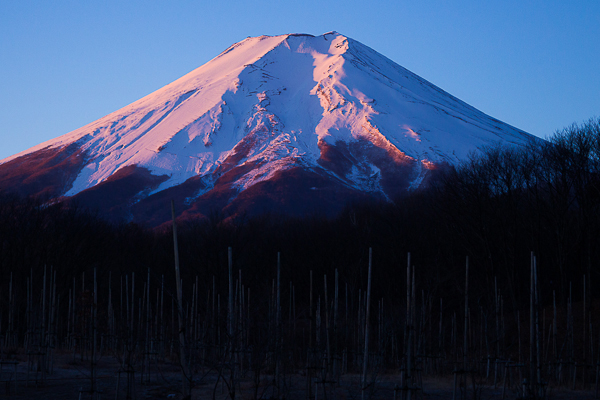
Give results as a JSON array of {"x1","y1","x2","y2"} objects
[{"x1": 0, "y1": 32, "x2": 535, "y2": 202}]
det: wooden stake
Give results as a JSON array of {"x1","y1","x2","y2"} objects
[
  {"x1": 464, "y1": 256, "x2": 469, "y2": 369},
  {"x1": 530, "y1": 252, "x2": 535, "y2": 388},
  {"x1": 228, "y1": 247, "x2": 234, "y2": 342},
  {"x1": 362, "y1": 248, "x2": 373, "y2": 400},
  {"x1": 324, "y1": 274, "x2": 331, "y2": 374},
  {"x1": 171, "y1": 200, "x2": 190, "y2": 397}
]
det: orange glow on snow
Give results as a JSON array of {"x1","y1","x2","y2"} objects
[{"x1": 421, "y1": 159, "x2": 436, "y2": 170}]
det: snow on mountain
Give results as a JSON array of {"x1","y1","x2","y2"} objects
[{"x1": 0, "y1": 32, "x2": 536, "y2": 226}]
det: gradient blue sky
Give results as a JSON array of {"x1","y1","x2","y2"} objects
[{"x1": 1, "y1": 1, "x2": 598, "y2": 160}]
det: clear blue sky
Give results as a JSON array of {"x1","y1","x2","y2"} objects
[{"x1": 1, "y1": 0, "x2": 598, "y2": 160}]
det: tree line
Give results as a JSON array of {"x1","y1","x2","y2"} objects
[{"x1": 1, "y1": 118, "x2": 599, "y2": 325}]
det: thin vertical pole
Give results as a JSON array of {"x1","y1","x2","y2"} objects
[
  {"x1": 530, "y1": 252, "x2": 535, "y2": 389},
  {"x1": 309, "y1": 270, "x2": 313, "y2": 350},
  {"x1": 553, "y1": 291, "x2": 557, "y2": 359},
  {"x1": 228, "y1": 247, "x2": 234, "y2": 342},
  {"x1": 406, "y1": 252, "x2": 413, "y2": 400},
  {"x1": 362, "y1": 248, "x2": 373, "y2": 400},
  {"x1": 534, "y1": 256, "x2": 542, "y2": 395},
  {"x1": 334, "y1": 269, "x2": 339, "y2": 379},
  {"x1": 584, "y1": 275, "x2": 587, "y2": 364},
  {"x1": 275, "y1": 252, "x2": 281, "y2": 391},
  {"x1": 92, "y1": 268, "x2": 98, "y2": 396},
  {"x1": 324, "y1": 275, "x2": 331, "y2": 373},
  {"x1": 464, "y1": 256, "x2": 469, "y2": 369},
  {"x1": 171, "y1": 200, "x2": 190, "y2": 397}
]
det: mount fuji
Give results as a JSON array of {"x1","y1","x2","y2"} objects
[{"x1": 0, "y1": 32, "x2": 536, "y2": 226}]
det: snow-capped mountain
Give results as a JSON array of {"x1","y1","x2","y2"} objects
[{"x1": 0, "y1": 32, "x2": 536, "y2": 226}]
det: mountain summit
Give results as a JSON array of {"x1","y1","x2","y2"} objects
[{"x1": 0, "y1": 32, "x2": 535, "y2": 226}]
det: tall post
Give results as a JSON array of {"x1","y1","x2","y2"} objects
[
  {"x1": 92, "y1": 268, "x2": 98, "y2": 396},
  {"x1": 227, "y1": 246, "x2": 236, "y2": 400},
  {"x1": 464, "y1": 257, "x2": 469, "y2": 369},
  {"x1": 171, "y1": 200, "x2": 190, "y2": 397},
  {"x1": 228, "y1": 247, "x2": 234, "y2": 342},
  {"x1": 108, "y1": 272, "x2": 113, "y2": 347},
  {"x1": 406, "y1": 253, "x2": 413, "y2": 400},
  {"x1": 42, "y1": 265, "x2": 47, "y2": 361},
  {"x1": 275, "y1": 252, "x2": 281, "y2": 391},
  {"x1": 495, "y1": 277, "x2": 499, "y2": 359},
  {"x1": 8, "y1": 273, "x2": 13, "y2": 347},
  {"x1": 553, "y1": 291, "x2": 557, "y2": 358},
  {"x1": 583, "y1": 275, "x2": 587, "y2": 364},
  {"x1": 309, "y1": 270, "x2": 313, "y2": 350},
  {"x1": 534, "y1": 256, "x2": 542, "y2": 396},
  {"x1": 334, "y1": 269, "x2": 339, "y2": 379},
  {"x1": 362, "y1": 248, "x2": 373, "y2": 400},
  {"x1": 144, "y1": 269, "x2": 151, "y2": 383},
  {"x1": 324, "y1": 274, "x2": 331, "y2": 373},
  {"x1": 530, "y1": 251, "x2": 535, "y2": 391}
]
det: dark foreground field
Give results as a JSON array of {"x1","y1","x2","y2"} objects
[{"x1": 1, "y1": 351, "x2": 597, "y2": 400}]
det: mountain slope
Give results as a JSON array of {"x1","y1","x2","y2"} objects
[{"x1": 0, "y1": 32, "x2": 536, "y2": 226}]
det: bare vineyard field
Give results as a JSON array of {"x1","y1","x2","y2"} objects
[{"x1": 1, "y1": 238, "x2": 600, "y2": 400}]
